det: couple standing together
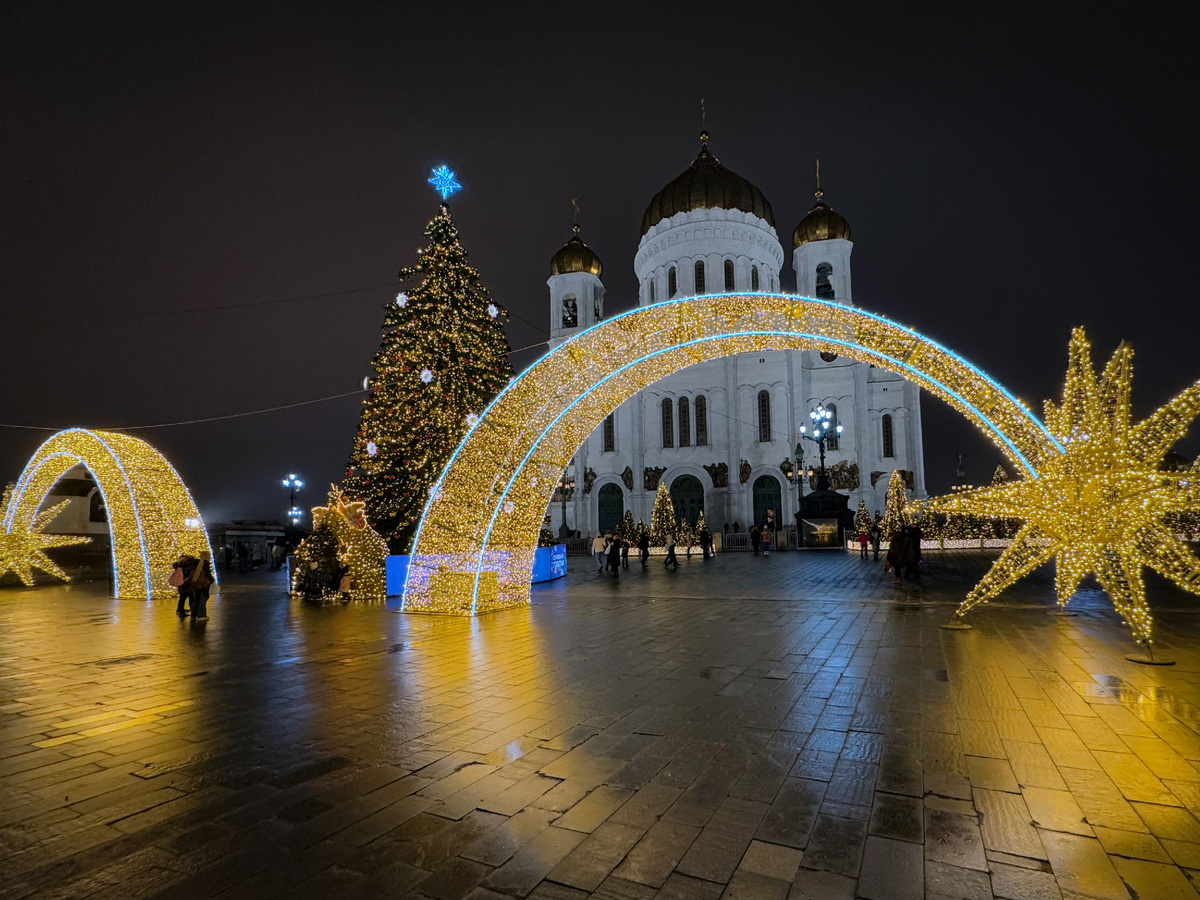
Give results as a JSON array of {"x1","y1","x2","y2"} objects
[{"x1": 170, "y1": 551, "x2": 214, "y2": 620}]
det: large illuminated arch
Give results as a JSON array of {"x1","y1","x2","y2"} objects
[
  {"x1": 404, "y1": 294, "x2": 1062, "y2": 615},
  {"x1": 2, "y1": 429, "x2": 215, "y2": 600}
]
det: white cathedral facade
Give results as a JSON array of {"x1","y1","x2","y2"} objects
[{"x1": 544, "y1": 133, "x2": 926, "y2": 538}]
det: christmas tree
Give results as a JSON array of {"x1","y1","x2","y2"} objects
[
  {"x1": 880, "y1": 470, "x2": 911, "y2": 536},
  {"x1": 616, "y1": 510, "x2": 637, "y2": 543},
  {"x1": 345, "y1": 186, "x2": 512, "y2": 552},
  {"x1": 991, "y1": 465, "x2": 1009, "y2": 486},
  {"x1": 291, "y1": 522, "x2": 341, "y2": 600},
  {"x1": 854, "y1": 500, "x2": 871, "y2": 533},
  {"x1": 649, "y1": 482, "x2": 675, "y2": 546}
]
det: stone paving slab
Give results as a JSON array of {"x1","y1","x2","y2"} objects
[{"x1": 4, "y1": 551, "x2": 1200, "y2": 897}]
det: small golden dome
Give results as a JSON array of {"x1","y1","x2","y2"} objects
[
  {"x1": 551, "y1": 225, "x2": 603, "y2": 277},
  {"x1": 793, "y1": 198, "x2": 851, "y2": 248},
  {"x1": 641, "y1": 133, "x2": 774, "y2": 235}
]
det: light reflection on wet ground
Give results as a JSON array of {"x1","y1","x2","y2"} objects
[{"x1": 2, "y1": 551, "x2": 1200, "y2": 898}]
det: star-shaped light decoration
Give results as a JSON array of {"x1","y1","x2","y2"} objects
[
  {"x1": 935, "y1": 328, "x2": 1200, "y2": 644},
  {"x1": 0, "y1": 486, "x2": 89, "y2": 585},
  {"x1": 427, "y1": 165, "x2": 462, "y2": 201}
]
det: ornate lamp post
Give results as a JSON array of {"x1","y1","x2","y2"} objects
[
  {"x1": 281, "y1": 473, "x2": 305, "y2": 524},
  {"x1": 797, "y1": 405, "x2": 843, "y2": 491},
  {"x1": 557, "y1": 462, "x2": 575, "y2": 539}
]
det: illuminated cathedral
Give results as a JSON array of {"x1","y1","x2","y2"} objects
[{"x1": 544, "y1": 133, "x2": 926, "y2": 536}]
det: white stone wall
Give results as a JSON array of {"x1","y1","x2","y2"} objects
[{"x1": 545, "y1": 204, "x2": 927, "y2": 537}]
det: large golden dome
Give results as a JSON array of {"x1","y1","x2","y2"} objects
[
  {"x1": 793, "y1": 194, "x2": 851, "y2": 248},
  {"x1": 641, "y1": 132, "x2": 775, "y2": 235},
  {"x1": 550, "y1": 226, "x2": 603, "y2": 277}
]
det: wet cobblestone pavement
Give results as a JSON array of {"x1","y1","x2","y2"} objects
[{"x1": 5, "y1": 551, "x2": 1200, "y2": 898}]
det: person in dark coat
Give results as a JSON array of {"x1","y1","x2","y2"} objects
[
  {"x1": 171, "y1": 554, "x2": 199, "y2": 617},
  {"x1": 189, "y1": 552, "x2": 215, "y2": 619},
  {"x1": 699, "y1": 526, "x2": 712, "y2": 559},
  {"x1": 750, "y1": 525, "x2": 761, "y2": 556},
  {"x1": 638, "y1": 530, "x2": 650, "y2": 567},
  {"x1": 663, "y1": 537, "x2": 679, "y2": 568},
  {"x1": 607, "y1": 538, "x2": 622, "y2": 576},
  {"x1": 886, "y1": 531, "x2": 911, "y2": 586},
  {"x1": 621, "y1": 538, "x2": 629, "y2": 569}
]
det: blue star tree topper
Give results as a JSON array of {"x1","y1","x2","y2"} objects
[{"x1": 428, "y1": 165, "x2": 462, "y2": 201}]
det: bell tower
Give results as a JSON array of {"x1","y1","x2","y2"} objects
[
  {"x1": 792, "y1": 161, "x2": 854, "y2": 304},
  {"x1": 547, "y1": 208, "x2": 604, "y2": 351}
]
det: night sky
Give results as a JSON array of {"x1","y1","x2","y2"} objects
[{"x1": 3, "y1": 3, "x2": 1199, "y2": 523}]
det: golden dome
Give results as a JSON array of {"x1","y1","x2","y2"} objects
[
  {"x1": 793, "y1": 193, "x2": 851, "y2": 248},
  {"x1": 641, "y1": 132, "x2": 775, "y2": 235},
  {"x1": 551, "y1": 226, "x2": 603, "y2": 277}
]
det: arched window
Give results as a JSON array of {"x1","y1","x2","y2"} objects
[
  {"x1": 678, "y1": 397, "x2": 691, "y2": 447},
  {"x1": 881, "y1": 414, "x2": 894, "y2": 458},
  {"x1": 724, "y1": 260, "x2": 735, "y2": 291},
  {"x1": 758, "y1": 390, "x2": 771, "y2": 443},
  {"x1": 769, "y1": 272, "x2": 775, "y2": 290},
  {"x1": 661, "y1": 398, "x2": 674, "y2": 448},
  {"x1": 594, "y1": 292, "x2": 601, "y2": 322},
  {"x1": 603, "y1": 413, "x2": 615, "y2": 453},
  {"x1": 751, "y1": 266, "x2": 759, "y2": 291},
  {"x1": 649, "y1": 279, "x2": 656, "y2": 303},
  {"x1": 562, "y1": 294, "x2": 577, "y2": 328},
  {"x1": 694, "y1": 260, "x2": 706, "y2": 294},
  {"x1": 816, "y1": 263, "x2": 834, "y2": 299},
  {"x1": 89, "y1": 490, "x2": 106, "y2": 523},
  {"x1": 826, "y1": 404, "x2": 840, "y2": 451},
  {"x1": 695, "y1": 395, "x2": 708, "y2": 446},
  {"x1": 668, "y1": 267, "x2": 677, "y2": 297}
]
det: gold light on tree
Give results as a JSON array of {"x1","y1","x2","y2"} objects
[
  {"x1": 0, "y1": 486, "x2": 88, "y2": 584},
  {"x1": 935, "y1": 328, "x2": 1200, "y2": 643},
  {"x1": 2, "y1": 429, "x2": 214, "y2": 599},
  {"x1": 404, "y1": 293, "x2": 1061, "y2": 615}
]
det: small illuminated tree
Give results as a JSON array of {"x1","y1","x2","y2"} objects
[
  {"x1": 854, "y1": 500, "x2": 871, "y2": 533},
  {"x1": 880, "y1": 470, "x2": 911, "y2": 536},
  {"x1": 649, "y1": 483, "x2": 675, "y2": 546}
]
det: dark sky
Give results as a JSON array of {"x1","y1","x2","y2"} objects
[{"x1": 3, "y1": 2, "x2": 1199, "y2": 522}]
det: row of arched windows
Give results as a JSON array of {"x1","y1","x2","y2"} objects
[
  {"x1": 649, "y1": 260, "x2": 775, "y2": 302},
  {"x1": 661, "y1": 395, "x2": 708, "y2": 448}
]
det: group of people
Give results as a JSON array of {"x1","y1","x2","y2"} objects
[
  {"x1": 592, "y1": 532, "x2": 631, "y2": 574},
  {"x1": 593, "y1": 521, "x2": 718, "y2": 575},
  {"x1": 856, "y1": 524, "x2": 883, "y2": 560},
  {"x1": 169, "y1": 552, "x2": 215, "y2": 620},
  {"x1": 884, "y1": 523, "x2": 925, "y2": 585}
]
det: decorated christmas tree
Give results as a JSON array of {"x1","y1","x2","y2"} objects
[
  {"x1": 991, "y1": 465, "x2": 1008, "y2": 486},
  {"x1": 345, "y1": 172, "x2": 512, "y2": 552},
  {"x1": 880, "y1": 470, "x2": 911, "y2": 536},
  {"x1": 291, "y1": 521, "x2": 341, "y2": 600},
  {"x1": 648, "y1": 482, "x2": 675, "y2": 546},
  {"x1": 616, "y1": 510, "x2": 637, "y2": 543},
  {"x1": 854, "y1": 500, "x2": 871, "y2": 533}
]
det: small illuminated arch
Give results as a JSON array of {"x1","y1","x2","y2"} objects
[
  {"x1": 2, "y1": 429, "x2": 215, "y2": 600},
  {"x1": 405, "y1": 294, "x2": 1062, "y2": 615}
]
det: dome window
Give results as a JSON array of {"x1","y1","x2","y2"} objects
[
  {"x1": 751, "y1": 266, "x2": 759, "y2": 291},
  {"x1": 562, "y1": 294, "x2": 578, "y2": 328},
  {"x1": 882, "y1": 414, "x2": 894, "y2": 458},
  {"x1": 603, "y1": 413, "x2": 616, "y2": 453},
  {"x1": 694, "y1": 261, "x2": 705, "y2": 295},
  {"x1": 816, "y1": 263, "x2": 834, "y2": 300},
  {"x1": 649, "y1": 279, "x2": 656, "y2": 303},
  {"x1": 668, "y1": 267, "x2": 678, "y2": 298},
  {"x1": 724, "y1": 260, "x2": 735, "y2": 291},
  {"x1": 661, "y1": 399, "x2": 674, "y2": 448},
  {"x1": 695, "y1": 396, "x2": 708, "y2": 446},
  {"x1": 679, "y1": 397, "x2": 691, "y2": 447},
  {"x1": 758, "y1": 391, "x2": 772, "y2": 443}
]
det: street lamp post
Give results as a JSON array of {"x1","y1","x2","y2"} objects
[
  {"x1": 557, "y1": 463, "x2": 575, "y2": 540},
  {"x1": 797, "y1": 405, "x2": 843, "y2": 491},
  {"x1": 281, "y1": 473, "x2": 305, "y2": 525}
]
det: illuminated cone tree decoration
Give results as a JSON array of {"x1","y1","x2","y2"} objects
[
  {"x1": 649, "y1": 482, "x2": 675, "y2": 546},
  {"x1": 854, "y1": 500, "x2": 871, "y2": 533},
  {"x1": 936, "y1": 328, "x2": 1200, "y2": 644},
  {"x1": 346, "y1": 202, "x2": 512, "y2": 551},
  {"x1": 880, "y1": 470, "x2": 911, "y2": 536}
]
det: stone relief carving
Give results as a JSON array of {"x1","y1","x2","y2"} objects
[
  {"x1": 644, "y1": 466, "x2": 667, "y2": 491},
  {"x1": 703, "y1": 462, "x2": 729, "y2": 488},
  {"x1": 739, "y1": 460, "x2": 752, "y2": 484},
  {"x1": 583, "y1": 467, "x2": 597, "y2": 495},
  {"x1": 621, "y1": 466, "x2": 634, "y2": 491},
  {"x1": 828, "y1": 460, "x2": 860, "y2": 491}
]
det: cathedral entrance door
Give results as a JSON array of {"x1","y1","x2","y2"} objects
[
  {"x1": 597, "y1": 483, "x2": 624, "y2": 535},
  {"x1": 753, "y1": 475, "x2": 782, "y2": 528},
  {"x1": 670, "y1": 475, "x2": 704, "y2": 526}
]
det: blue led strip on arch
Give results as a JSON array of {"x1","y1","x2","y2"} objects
[
  {"x1": 404, "y1": 294, "x2": 1061, "y2": 609},
  {"x1": 467, "y1": 329, "x2": 1047, "y2": 613}
]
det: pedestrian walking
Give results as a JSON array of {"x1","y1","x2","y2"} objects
[
  {"x1": 858, "y1": 529, "x2": 869, "y2": 559},
  {"x1": 751, "y1": 525, "x2": 760, "y2": 555},
  {"x1": 761, "y1": 525, "x2": 772, "y2": 556},
  {"x1": 188, "y1": 551, "x2": 215, "y2": 619},
  {"x1": 621, "y1": 538, "x2": 629, "y2": 569},
  {"x1": 638, "y1": 530, "x2": 650, "y2": 567},
  {"x1": 663, "y1": 537, "x2": 679, "y2": 568},
  {"x1": 886, "y1": 530, "x2": 911, "y2": 586},
  {"x1": 700, "y1": 525, "x2": 712, "y2": 559},
  {"x1": 608, "y1": 537, "x2": 622, "y2": 576},
  {"x1": 685, "y1": 526, "x2": 694, "y2": 559},
  {"x1": 871, "y1": 524, "x2": 881, "y2": 561},
  {"x1": 592, "y1": 532, "x2": 606, "y2": 572}
]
